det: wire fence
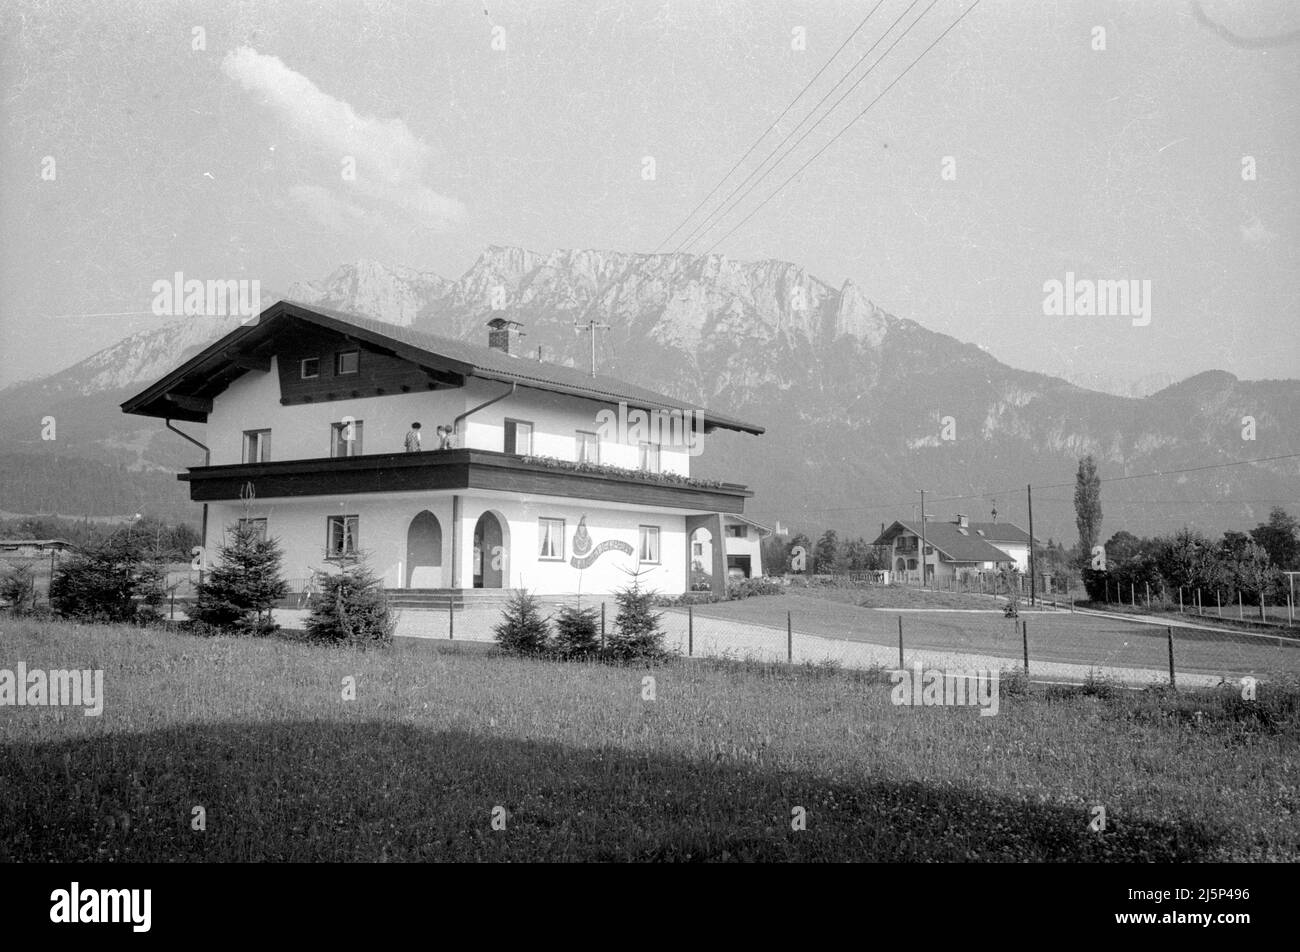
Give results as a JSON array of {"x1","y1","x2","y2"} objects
[{"x1": 374, "y1": 592, "x2": 1300, "y2": 691}]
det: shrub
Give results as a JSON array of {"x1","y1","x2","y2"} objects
[
  {"x1": 0, "y1": 564, "x2": 37, "y2": 614},
  {"x1": 607, "y1": 582, "x2": 669, "y2": 661},
  {"x1": 492, "y1": 589, "x2": 550, "y2": 655},
  {"x1": 190, "y1": 522, "x2": 288, "y2": 634},
  {"x1": 50, "y1": 535, "x2": 153, "y2": 623},
  {"x1": 305, "y1": 557, "x2": 394, "y2": 648},
  {"x1": 551, "y1": 603, "x2": 600, "y2": 658},
  {"x1": 726, "y1": 576, "x2": 782, "y2": 600}
]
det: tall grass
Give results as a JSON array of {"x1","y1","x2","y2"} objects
[{"x1": 0, "y1": 620, "x2": 1296, "y2": 861}]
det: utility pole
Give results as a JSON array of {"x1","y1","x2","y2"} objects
[
  {"x1": 1027, "y1": 483, "x2": 1036, "y2": 608},
  {"x1": 573, "y1": 319, "x2": 610, "y2": 377},
  {"x1": 917, "y1": 489, "x2": 927, "y2": 588}
]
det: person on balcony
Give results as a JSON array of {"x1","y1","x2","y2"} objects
[
  {"x1": 404, "y1": 422, "x2": 422, "y2": 452},
  {"x1": 436, "y1": 425, "x2": 454, "y2": 450}
]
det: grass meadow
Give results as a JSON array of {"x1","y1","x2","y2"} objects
[{"x1": 1, "y1": 619, "x2": 1297, "y2": 862}]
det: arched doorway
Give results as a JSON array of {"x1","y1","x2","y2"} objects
[
  {"x1": 895, "y1": 557, "x2": 905, "y2": 575},
  {"x1": 472, "y1": 511, "x2": 506, "y2": 588},
  {"x1": 406, "y1": 511, "x2": 443, "y2": 587}
]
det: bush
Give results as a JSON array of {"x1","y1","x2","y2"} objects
[
  {"x1": 607, "y1": 582, "x2": 669, "y2": 661},
  {"x1": 50, "y1": 535, "x2": 155, "y2": 623},
  {"x1": 305, "y1": 558, "x2": 394, "y2": 647},
  {"x1": 651, "y1": 591, "x2": 722, "y2": 607},
  {"x1": 190, "y1": 522, "x2": 288, "y2": 634},
  {"x1": 726, "y1": 576, "x2": 782, "y2": 600},
  {"x1": 492, "y1": 589, "x2": 551, "y2": 655},
  {"x1": 0, "y1": 564, "x2": 37, "y2": 614},
  {"x1": 1081, "y1": 567, "x2": 1108, "y2": 602},
  {"x1": 551, "y1": 603, "x2": 600, "y2": 658}
]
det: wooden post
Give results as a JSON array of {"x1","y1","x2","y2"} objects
[
  {"x1": 1146, "y1": 581, "x2": 1151, "y2": 608},
  {"x1": 897, "y1": 615, "x2": 904, "y2": 670},
  {"x1": 786, "y1": 611, "x2": 793, "y2": 663},
  {"x1": 1217, "y1": 589, "x2": 1222, "y2": 618},
  {"x1": 1289, "y1": 592, "x2": 1294, "y2": 627},
  {"x1": 1166, "y1": 627, "x2": 1176, "y2": 689},
  {"x1": 1022, "y1": 618, "x2": 1029, "y2": 674},
  {"x1": 1027, "y1": 483, "x2": 1036, "y2": 607},
  {"x1": 448, "y1": 599, "x2": 454, "y2": 641},
  {"x1": 1131, "y1": 583, "x2": 1135, "y2": 606},
  {"x1": 688, "y1": 605, "x2": 694, "y2": 656},
  {"x1": 600, "y1": 602, "x2": 606, "y2": 647},
  {"x1": 1239, "y1": 591, "x2": 1244, "y2": 620},
  {"x1": 1178, "y1": 588, "x2": 1183, "y2": 613}
]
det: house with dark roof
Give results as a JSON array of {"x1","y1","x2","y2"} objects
[
  {"x1": 871, "y1": 514, "x2": 1038, "y2": 585},
  {"x1": 122, "y1": 300, "x2": 764, "y2": 597}
]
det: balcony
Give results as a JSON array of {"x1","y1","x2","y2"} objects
[{"x1": 179, "y1": 448, "x2": 753, "y2": 512}]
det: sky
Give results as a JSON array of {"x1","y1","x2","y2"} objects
[{"x1": 1, "y1": 0, "x2": 1297, "y2": 390}]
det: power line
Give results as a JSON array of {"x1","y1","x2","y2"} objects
[
  {"x1": 680, "y1": 0, "x2": 936, "y2": 254},
  {"x1": 703, "y1": 0, "x2": 982, "y2": 255},
  {"x1": 653, "y1": 1, "x2": 889, "y2": 253},
  {"x1": 671, "y1": 0, "x2": 914, "y2": 254}
]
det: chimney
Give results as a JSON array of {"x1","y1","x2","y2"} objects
[
  {"x1": 955, "y1": 513, "x2": 969, "y2": 528},
  {"x1": 487, "y1": 317, "x2": 524, "y2": 355}
]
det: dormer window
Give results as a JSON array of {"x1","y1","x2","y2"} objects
[
  {"x1": 335, "y1": 350, "x2": 360, "y2": 375},
  {"x1": 300, "y1": 357, "x2": 320, "y2": 379}
]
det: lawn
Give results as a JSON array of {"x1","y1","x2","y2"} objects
[{"x1": 1, "y1": 619, "x2": 1297, "y2": 861}]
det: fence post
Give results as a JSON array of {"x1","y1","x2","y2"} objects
[
  {"x1": 1166, "y1": 627, "x2": 1176, "y2": 690},
  {"x1": 600, "y1": 602, "x2": 606, "y2": 647},
  {"x1": 1289, "y1": 592, "x2": 1294, "y2": 627},
  {"x1": 1145, "y1": 581, "x2": 1151, "y2": 609},
  {"x1": 1178, "y1": 588, "x2": 1183, "y2": 613},
  {"x1": 1217, "y1": 589, "x2": 1221, "y2": 618},
  {"x1": 1022, "y1": 618, "x2": 1029, "y2": 674},
  {"x1": 1238, "y1": 591, "x2": 1243, "y2": 620},
  {"x1": 448, "y1": 599, "x2": 454, "y2": 641},
  {"x1": 897, "y1": 615, "x2": 904, "y2": 670},
  {"x1": 786, "y1": 611, "x2": 793, "y2": 663},
  {"x1": 1131, "y1": 583, "x2": 1135, "y2": 607},
  {"x1": 688, "y1": 605, "x2": 694, "y2": 657}
]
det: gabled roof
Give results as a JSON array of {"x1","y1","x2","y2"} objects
[
  {"x1": 871, "y1": 520, "x2": 1016, "y2": 564},
  {"x1": 724, "y1": 514, "x2": 773, "y2": 536},
  {"x1": 966, "y1": 521, "x2": 1038, "y2": 544},
  {"x1": 121, "y1": 300, "x2": 764, "y2": 434}
]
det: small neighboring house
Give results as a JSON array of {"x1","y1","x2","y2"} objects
[
  {"x1": 871, "y1": 514, "x2": 1038, "y2": 584},
  {"x1": 0, "y1": 539, "x2": 79, "y2": 558},
  {"x1": 691, "y1": 514, "x2": 772, "y2": 579}
]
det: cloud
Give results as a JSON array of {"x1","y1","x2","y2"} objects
[
  {"x1": 288, "y1": 184, "x2": 370, "y2": 232},
  {"x1": 222, "y1": 46, "x2": 464, "y2": 230}
]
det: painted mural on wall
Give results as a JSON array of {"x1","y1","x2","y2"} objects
[{"x1": 569, "y1": 515, "x2": 633, "y2": 569}]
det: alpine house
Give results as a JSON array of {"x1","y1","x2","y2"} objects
[{"x1": 121, "y1": 301, "x2": 765, "y2": 597}]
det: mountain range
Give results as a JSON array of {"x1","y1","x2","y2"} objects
[{"x1": 1, "y1": 246, "x2": 1297, "y2": 542}]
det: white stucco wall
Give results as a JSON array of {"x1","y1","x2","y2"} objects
[
  {"x1": 207, "y1": 360, "x2": 693, "y2": 477},
  {"x1": 203, "y1": 489, "x2": 688, "y2": 596}
]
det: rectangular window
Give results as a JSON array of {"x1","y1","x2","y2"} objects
[
  {"x1": 638, "y1": 441, "x2": 660, "y2": 474},
  {"x1": 692, "y1": 542, "x2": 703, "y2": 557},
  {"x1": 330, "y1": 420, "x2": 364, "y2": 457},
  {"x1": 538, "y1": 518, "x2": 565, "y2": 560},
  {"x1": 575, "y1": 430, "x2": 600, "y2": 464},
  {"x1": 726, "y1": 525, "x2": 746, "y2": 538},
  {"x1": 335, "y1": 350, "x2": 360, "y2": 375},
  {"x1": 300, "y1": 357, "x2": 320, "y2": 379},
  {"x1": 638, "y1": 525, "x2": 660, "y2": 564},
  {"x1": 242, "y1": 429, "x2": 271, "y2": 463},
  {"x1": 238, "y1": 517, "x2": 267, "y2": 541},
  {"x1": 326, "y1": 515, "x2": 359, "y2": 558},
  {"x1": 504, "y1": 419, "x2": 533, "y2": 455}
]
